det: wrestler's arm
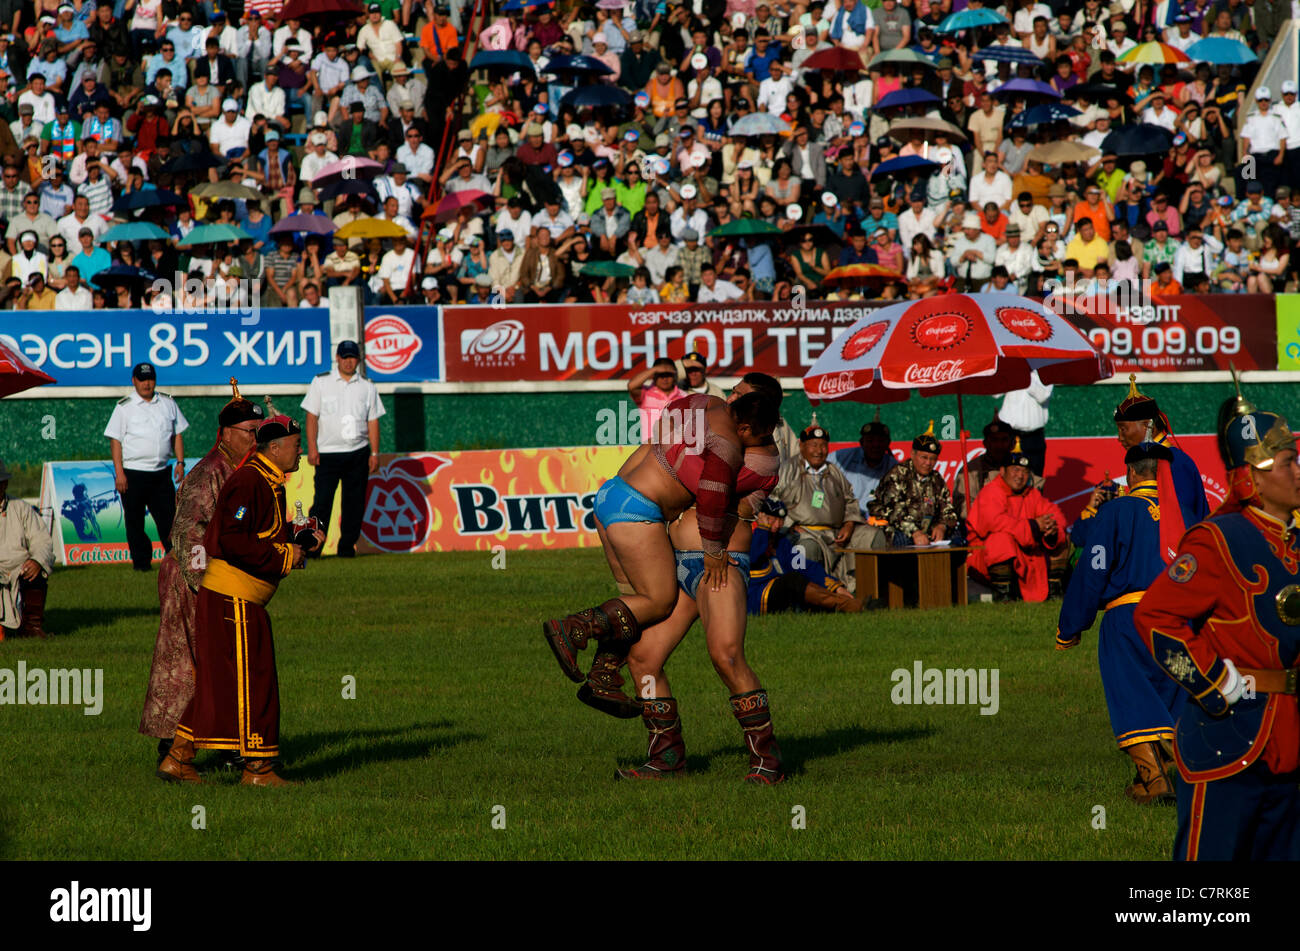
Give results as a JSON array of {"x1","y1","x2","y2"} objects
[{"x1": 216, "y1": 479, "x2": 295, "y2": 578}]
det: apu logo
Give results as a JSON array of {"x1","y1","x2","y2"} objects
[
  {"x1": 912, "y1": 313, "x2": 970, "y2": 350},
  {"x1": 840, "y1": 320, "x2": 889, "y2": 360},
  {"x1": 365, "y1": 315, "x2": 423, "y2": 373},
  {"x1": 996, "y1": 306, "x2": 1052, "y2": 342},
  {"x1": 461, "y1": 319, "x2": 526, "y2": 367}
]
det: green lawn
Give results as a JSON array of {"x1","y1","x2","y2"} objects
[{"x1": 0, "y1": 549, "x2": 1175, "y2": 860}]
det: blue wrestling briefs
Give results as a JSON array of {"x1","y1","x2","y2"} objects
[
  {"x1": 595, "y1": 476, "x2": 665, "y2": 526},
  {"x1": 675, "y1": 550, "x2": 752, "y2": 599}
]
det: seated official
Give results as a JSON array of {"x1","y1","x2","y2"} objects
[
  {"x1": 869, "y1": 421, "x2": 959, "y2": 547},
  {"x1": 967, "y1": 439, "x2": 1071, "y2": 602},
  {"x1": 748, "y1": 500, "x2": 867, "y2": 614},
  {"x1": 772, "y1": 423, "x2": 884, "y2": 593},
  {"x1": 828, "y1": 411, "x2": 898, "y2": 523},
  {"x1": 952, "y1": 418, "x2": 1045, "y2": 518},
  {"x1": 0, "y1": 457, "x2": 55, "y2": 639}
]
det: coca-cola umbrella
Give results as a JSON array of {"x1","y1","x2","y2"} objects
[
  {"x1": 0, "y1": 337, "x2": 56, "y2": 397},
  {"x1": 802, "y1": 293, "x2": 1113, "y2": 508}
]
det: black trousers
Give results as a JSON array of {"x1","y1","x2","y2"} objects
[
  {"x1": 311, "y1": 447, "x2": 370, "y2": 551},
  {"x1": 1011, "y1": 427, "x2": 1048, "y2": 477},
  {"x1": 123, "y1": 467, "x2": 176, "y2": 570}
]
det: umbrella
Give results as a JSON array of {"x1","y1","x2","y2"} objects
[
  {"x1": 159, "y1": 151, "x2": 224, "y2": 174},
  {"x1": 1185, "y1": 37, "x2": 1256, "y2": 65},
  {"x1": 992, "y1": 78, "x2": 1061, "y2": 99},
  {"x1": 317, "y1": 178, "x2": 377, "y2": 202},
  {"x1": 729, "y1": 112, "x2": 791, "y2": 136},
  {"x1": 709, "y1": 219, "x2": 784, "y2": 238},
  {"x1": 89, "y1": 264, "x2": 158, "y2": 290},
  {"x1": 871, "y1": 154, "x2": 940, "y2": 177},
  {"x1": 428, "y1": 189, "x2": 493, "y2": 224},
  {"x1": 783, "y1": 225, "x2": 842, "y2": 246},
  {"x1": 888, "y1": 116, "x2": 968, "y2": 143},
  {"x1": 801, "y1": 46, "x2": 867, "y2": 72},
  {"x1": 277, "y1": 0, "x2": 364, "y2": 19},
  {"x1": 270, "y1": 213, "x2": 336, "y2": 236},
  {"x1": 112, "y1": 188, "x2": 186, "y2": 213},
  {"x1": 98, "y1": 221, "x2": 171, "y2": 243},
  {"x1": 802, "y1": 293, "x2": 1112, "y2": 507},
  {"x1": 974, "y1": 45, "x2": 1043, "y2": 66},
  {"x1": 866, "y1": 49, "x2": 935, "y2": 70},
  {"x1": 560, "y1": 85, "x2": 633, "y2": 111},
  {"x1": 935, "y1": 8, "x2": 1008, "y2": 32},
  {"x1": 577, "y1": 261, "x2": 636, "y2": 278},
  {"x1": 334, "y1": 217, "x2": 410, "y2": 240},
  {"x1": 470, "y1": 49, "x2": 536, "y2": 72},
  {"x1": 1118, "y1": 42, "x2": 1191, "y2": 65},
  {"x1": 502, "y1": 0, "x2": 553, "y2": 9},
  {"x1": 177, "y1": 223, "x2": 252, "y2": 246},
  {"x1": 0, "y1": 337, "x2": 56, "y2": 397},
  {"x1": 1008, "y1": 103, "x2": 1082, "y2": 127},
  {"x1": 874, "y1": 88, "x2": 940, "y2": 110},
  {"x1": 1101, "y1": 123, "x2": 1174, "y2": 157},
  {"x1": 191, "y1": 181, "x2": 265, "y2": 202},
  {"x1": 1026, "y1": 140, "x2": 1099, "y2": 164},
  {"x1": 313, "y1": 156, "x2": 384, "y2": 186},
  {"x1": 544, "y1": 54, "x2": 615, "y2": 77},
  {"x1": 823, "y1": 263, "x2": 905, "y2": 287}
]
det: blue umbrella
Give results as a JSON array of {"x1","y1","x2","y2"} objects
[
  {"x1": 992, "y1": 77, "x2": 1061, "y2": 99},
  {"x1": 974, "y1": 45, "x2": 1044, "y2": 66},
  {"x1": 560, "y1": 84, "x2": 633, "y2": 110},
  {"x1": 112, "y1": 188, "x2": 187, "y2": 213},
  {"x1": 729, "y1": 112, "x2": 791, "y2": 136},
  {"x1": 317, "y1": 179, "x2": 377, "y2": 202},
  {"x1": 90, "y1": 264, "x2": 158, "y2": 290},
  {"x1": 874, "y1": 87, "x2": 941, "y2": 110},
  {"x1": 1101, "y1": 123, "x2": 1174, "y2": 157},
  {"x1": 502, "y1": 0, "x2": 552, "y2": 9},
  {"x1": 470, "y1": 49, "x2": 536, "y2": 71},
  {"x1": 98, "y1": 221, "x2": 171, "y2": 243},
  {"x1": 872, "y1": 155, "x2": 940, "y2": 177},
  {"x1": 1008, "y1": 103, "x2": 1082, "y2": 127},
  {"x1": 1185, "y1": 37, "x2": 1257, "y2": 65},
  {"x1": 935, "y1": 8, "x2": 1007, "y2": 32},
  {"x1": 544, "y1": 54, "x2": 614, "y2": 76}
]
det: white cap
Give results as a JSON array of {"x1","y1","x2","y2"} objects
[
  {"x1": 680, "y1": 183, "x2": 698, "y2": 199},
  {"x1": 314, "y1": 110, "x2": 329, "y2": 126},
  {"x1": 1256, "y1": 86, "x2": 1271, "y2": 100},
  {"x1": 222, "y1": 98, "x2": 239, "y2": 112},
  {"x1": 962, "y1": 212, "x2": 981, "y2": 229},
  {"x1": 1283, "y1": 80, "x2": 1298, "y2": 95},
  {"x1": 351, "y1": 65, "x2": 372, "y2": 81},
  {"x1": 422, "y1": 276, "x2": 439, "y2": 289},
  {"x1": 821, "y1": 192, "x2": 838, "y2": 208}
]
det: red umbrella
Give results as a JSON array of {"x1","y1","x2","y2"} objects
[
  {"x1": 800, "y1": 46, "x2": 866, "y2": 72},
  {"x1": 823, "y1": 263, "x2": 905, "y2": 287},
  {"x1": 0, "y1": 338, "x2": 56, "y2": 397},
  {"x1": 803, "y1": 293, "x2": 1112, "y2": 507},
  {"x1": 277, "y1": 0, "x2": 365, "y2": 20},
  {"x1": 426, "y1": 189, "x2": 494, "y2": 223},
  {"x1": 313, "y1": 156, "x2": 385, "y2": 187}
]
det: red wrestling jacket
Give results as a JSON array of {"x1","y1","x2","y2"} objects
[{"x1": 198, "y1": 453, "x2": 296, "y2": 606}]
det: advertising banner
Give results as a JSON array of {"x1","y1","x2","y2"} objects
[
  {"x1": 362, "y1": 306, "x2": 441, "y2": 382},
  {"x1": 1, "y1": 308, "x2": 331, "y2": 387},
  {"x1": 1063, "y1": 294, "x2": 1276, "y2": 373},
  {"x1": 1275, "y1": 294, "x2": 1300, "y2": 372}
]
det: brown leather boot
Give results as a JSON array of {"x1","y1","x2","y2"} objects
[
  {"x1": 989, "y1": 562, "x2": 1018, "y2": 603},
  {"x1": 18, "y1": 586, "x2": 49, "y2": 639},
  {"x1": 240, "y1": 758, "x2": 298, "y2": 787},
  {"x1": 731, "y1": 688, "x2": 784, "y2": 784},
  {"x1": 543, "y1": 598, "x2": 640, "y2": 683},
  {"x1": 577, "y1": 646, "x2": 642, "y2": 718},
  {"x1": 616, "y1": 697, "x2": 686, "y2": 780},
  {"x1": 803, "y1": 582, "x2": 863, "y2": 613},
  {"x1": 1124, "y1": 742, "x2": 1175, "y2": 804},
  {"x1": 156, "y1": 737, "x2": 202, "y2": 784}
]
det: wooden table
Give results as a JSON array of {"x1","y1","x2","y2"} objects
[{"x1": 840, "y1": 546, "x2": 970, "y2": 610}]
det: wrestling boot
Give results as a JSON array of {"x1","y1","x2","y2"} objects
[
  {"x1": 1124, "y1": 742, "x2": 1175, "y2": 805},
  {"x1": 156, "y1": 737, "x2": 202, "y2": 784},
  {"x1": 544, "y1": 598, "x2": 640, "y2": 684},
  {"x1": 577, "y1": 644, "x2": 643, "y2": 718},
  {"x1": 616, "y1": 697, "x2": 686, "y2": 780},
  {"x1": 202, "y1": 750, "x2": 247, "y2": 774},
  {"x1": 988, "y1": 562, "x2": 1018, "y2": 603},
  {"x1": 17, "y1": 587, "x2": 49, "y2": 638},
  {"x1": 240, "y1": 758, "x2": 298, "y2": 787},
  {"x1": 155, "y1": 737, "x2": 173, "y2": 767},
  {"x1": 731, "y1": 688, "x2": 784, "y2": 784}
]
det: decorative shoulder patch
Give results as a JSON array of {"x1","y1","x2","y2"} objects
[
  {"x1": 1169, "y1": 552, "x2": 1197, "y2": 583},
  {"x1": 116, "y1": 396, "x2": 131, "y2": 405},
  {"x1": 234, "y1": 505, "x2": 247, "y2": 521}
]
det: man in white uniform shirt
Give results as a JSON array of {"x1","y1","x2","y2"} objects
[
  {"x1": 997, "y1": 368, "x2": 1052, "y2": 476},
  {"x1": 1242, "y1": 87, "x2": 1289, "y2": 197},
  {"x1": 302, "y1": 340, "x2": 385, "y2": 558},
  {"x1": 104, "y1": 363, "x2": 189, "y2": 572}
]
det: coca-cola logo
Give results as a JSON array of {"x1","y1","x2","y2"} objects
[
  {"x1": 911, "y1": 313, "x2": 970, "y2": 350},
  {"x1": 840, "y1": 320, "x2": 889, "y2": 361},
  {"x1": 816, "y1": 371, "x2": 857, "y2": 397},
  {"x1": 365, "y1": 315, "x2": 423, "y2": 373},
  {"x1": 903, "y1": 360, "x2": 965, "y2": 385},
  {"x1": 996, "y1": 307, "x2": 1052, "y2": 342}
]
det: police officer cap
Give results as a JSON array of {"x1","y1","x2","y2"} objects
[
  {"x1": 1224, "y1": 412, "x2": 1296, "y2": 471},
  {"x1": 1113, "y1": 372, "x2": 1159, "y2": 422},
  {"x1": 913, "y1": 419, "x2": 941, "y2": 455},
  {"x1": 801, "y1": 425, "x2": 829, "y2": 441},
  {"x1": 1124, "y1": 440, "x2": 1174, "y2": 465},
  {"x1": 337, "y1": 340, "x2": 362, "y2": 358},
  {"x1": 983, "y1": 419, "x2": 1013, "y2": 439},
  {"x1": 132, "y1": 362, "x2": 156, "y2": 380}
]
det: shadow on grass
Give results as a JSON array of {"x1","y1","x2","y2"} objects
[
  {"x1": 45, "y1": 606, "x2": 162, "y2": 636},
  {"x1": 280, "y1": 720, "x2": 481, "y2": 780},
  {"x1": 676, "y1": 725, "x2": 936, "y2": 777}
]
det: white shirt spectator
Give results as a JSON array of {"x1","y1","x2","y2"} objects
[
  {"x1": 301, "y1": 147, "x2": 339, "y2": 183},
  {"x1": 669, "y1": 205, "x2": 710, "y2": 241},
  {"x1": 995, "y1": 240, "x2": 1035, "y2": 287},
  {"x1": 757, "y1": 74, "x2": 794, "y2": 115},
  {"x1": 496, "y1": 207, "x2": 533, "y2": 245},
  {"x1": 104, "y1": 391, "x2": 189, "y2": 472},
  {"x1": 247, "y1": 80, "x2": 285, "y2": 122},
  {"x1": 19, "y1": 89, "x2": 56, "y2": 124},
  {"x1": 357, "y1": 19, "x2": 404, "y2": 65},
  {"x1": 1242, "y1": 108, "x2": 1288, "y2": 153},
  {"x1": 374, "y1": 175, "x2": 421, "y2": 218},
  {"x1": 1171, "y1": 234, "x2": 1222, "y2": 284},
  {"x1": 55, "y1": 283, "x2": 93, "y2": 310},
  {"x1": 698, "y1": 278, "x2": 743, "y2": 302},
  {"x1": 1141, "y1": 103, "x2": 1179, "y2": 132},
  {"x1": 300, "y1": 367, "x2": 385, "y2": 454},
  {"x1": 898, "y1": 205, "x2": 937, "y2": 253},
  {"x1": 997, "y1": 370, "x2": 1052, "y2": 432},
  {"x1": 1013, "y1": 3, "x2": 1052, "y2": 35},
  {"x1": 378, "y1": 245, "x2": 417, "y2": 292},
  {"x1": 209, "y1": 114, "x2": 253, "y2": 156},
  {"x1": 273, "y1": 25, "x2": 313, "y2": 58},
  {"x1": 396, "y1": 141, "x2": 436, "y2": 178},
  {"x1": 57, "y1": 211, "x2": 108, "y2": 246},
  {"x1": 532, "y1": 207, "x2": 575, "y2": 238},
  {"x1": 311, "y1": 51, "x2": 351, "y2": 98},
  {"x1": 947, "y1": 230, "x2": 997, "y2": 281},
  {"x1": 968, "y1": 170, "x2": 1013, "y2": 208}
]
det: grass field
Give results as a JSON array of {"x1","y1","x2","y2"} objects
[{"x1": 0, "y1": 549, "x2": 1178, "y2": 861}]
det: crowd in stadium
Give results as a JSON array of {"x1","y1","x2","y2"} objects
[{"x1": 0, "y1": 0, "x2": 1294, "y2": 310}]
